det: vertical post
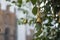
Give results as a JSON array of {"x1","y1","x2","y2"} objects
[
  {"x1": 4, "y1": 5, "x2": 11, "y2": 40},
  {"x1": 4, "y1": 27, "x2": 10, "y2": 40},
  {"x1": 14, "y1": 7, "x2": 17, "y2": 40},
  {"x1": 5, "y1": 4, "x2": 11, "y2": 26}
]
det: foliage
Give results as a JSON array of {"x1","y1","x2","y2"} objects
[
  {"x1": 32, "y1": 6, "x2": 37, "y2": 15},
  {"x1": 17, "y1": 0, "x2": 22, "y2": 7},
  {"x1": 11, "y1": 0, "x2": 60, "y2": 40}
]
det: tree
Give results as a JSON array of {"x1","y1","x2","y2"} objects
[{"x1": 12, "y1": 0, "x2": 60, "y2": 40}]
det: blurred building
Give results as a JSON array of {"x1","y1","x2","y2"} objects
[
  {"x1": 0, "y1": 0, "x2": 35, "y2": 40},
  {"x1": 0, "y1": 3, "x2": 17, "y2": 40}
]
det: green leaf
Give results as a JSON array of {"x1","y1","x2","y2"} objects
[
  {"x1": 18, "y1": 0, "x2": 22, "y2": 4},
  {"x1": 32, "y1": 6, "x2": 37, "y2": 15},
  {"x1": 12, "y1": 1, "x2": 16, "y2": 3},
  {"x1": 31, "y1": 0, "x2": 37, "y2": 5},
  {"x1": 43, "y1": 0, "x2": 46, "y2": 3},
  {"x1": 26, "y1": 0, "x2": 30, "y2": 2},
  {"x1": 17, "y1": 4, "x2": 21, "y2": 7},
  {"x1": 29, "y1": 20, "x2": 33, "y2": 25},
  {"x1": 35, "y1": 23, "x2": 42, "y2": 31},
  {"x1": 17, "y1": 0, "x2": 22, "y2": 7}
]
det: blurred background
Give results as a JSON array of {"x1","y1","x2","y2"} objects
[
  {"x1": 0, "y1": 0, "x2": 60, "y2": 40},
  {"x1": 0, "y1": 0, "x2": 34, "y2": 40}
]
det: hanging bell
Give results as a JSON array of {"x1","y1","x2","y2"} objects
[
  {"x1": 36, "y1": 17, "x2": 42, "y2": 23},
  {"x1": 23, "y1": 19, "x2": 27, "y2": 24}
]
